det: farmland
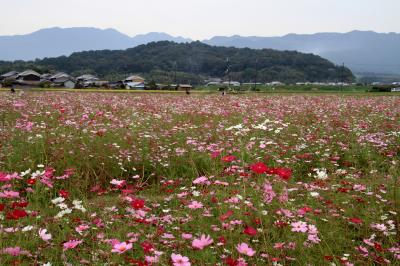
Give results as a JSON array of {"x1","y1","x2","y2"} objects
[{"x1": 0, "y1": 92, "x2": 399, "y2": 265}]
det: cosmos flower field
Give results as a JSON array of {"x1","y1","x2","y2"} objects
[{"x1": 0, "y1": 92, "x2": 399, "y2": 265}]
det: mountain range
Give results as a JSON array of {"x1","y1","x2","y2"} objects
[
  {"x1": 0, "y1": 27, "x2": 399, "y2": 74},
  {"x1": 0, "y1": 27, "x2": 191, "y2": 62}
]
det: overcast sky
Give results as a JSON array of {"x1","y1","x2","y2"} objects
[{"x1": 1, "y1": 0, "x2": 399, "y2": 39}]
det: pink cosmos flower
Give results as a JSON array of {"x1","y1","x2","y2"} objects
[
  {"x1": 13, "y1": 102, "x2": 26, "y2": 108},
  {"x1": 291, "y1": 221, "x2": 308, "y2": 233},
  {"x1": 236, "y1": 243, "x2": 256, "y2": 256},
  {"x1": 110, "y1": 179, "x2": 126, "y2": 187},
  {"x1": 171, "y1": 253, "x2": 191, "y2": 266},
  {"x1": 111, "y1": 241, "x2": 132, "y2": 254},
  {"x1": 308, "y1": 234, "x2": 321, "y2": 244},
  {"x1": 0, "y1": 172, "x2": 19, "y2": 182},
  {"x1": 188, "y1": 201, "x2": 203, "y2": 209},
  {"x1": 278, "y1": 188, "x2": 289, "y2": 203},
  {"x1": 75, "y1": 224, "x2": 90, "y2": 234},
  {"x1": 192, "y1": 234, "x2": 213, "y2": 249},
  {"x1": 145, "y1": 255, "x2": 160, "y2": 263},
  {"x1": 63, "y1": 239, "x2": 83, "y2": 251},
  {"x1": 39, "y1": 228, "x2": 52, "y2": 242},
  {"x1": 263, "y1": 182, "x2": 276, "y2": 203},
  {"x1": 193, "y1": 176, "x2": 208, "y2": 185},
  {"x1": 182, "y1": 233, "x2": 193, "y2": 239},
  {"x1": 1, "y1": 246, "x2": 30, "y2": 256},
  {"x1": 0, "y1": 190, "x2": 20, "y2": 198}
]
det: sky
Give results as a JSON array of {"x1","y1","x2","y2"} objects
[{"x1": 1, "y1": 0, "x2": 399, "y2": 39}]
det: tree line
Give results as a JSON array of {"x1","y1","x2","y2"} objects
[{"x1": 0, "y1": 41, "x2": 354, "y2": 84}]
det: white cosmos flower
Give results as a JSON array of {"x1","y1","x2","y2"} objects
[
  {"x1": 51, "y1": 197, "x2": 65, "y2": 204},
  {"x1": 22, "y1": 225, "x2": 34, "y2": 232}
]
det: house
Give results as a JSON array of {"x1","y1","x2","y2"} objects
[
  {"x1": 53, "y1": 77, "x2": 76, "y2": 89},
  {"x1": 40, "y1": 73, "x2": 52, "y2": 80},
  {"x1": 205, "y1": 78, "x2": 222, "y2": 85},
  {"x1": 124, "y1": 75, "x2": 145, "y2": 83},
  {"x1": 206, "y1": 81, "x2": 223, "y2": 87},
  {"x1": 49, "y1": 72, "x2": 71, "y2": 81},
  {"x1": 391, "y1": 87, "x2": 400, "y2": 92},
  {"x1": 176, "y1": 84, "x2": 193, "y2": 91},
  {"x1": 14, "y1": 70, "x2": 42, "y2": 87},
  {"x1": 94, "y1": 80, "x2": 109, "y2": 88},
  {"x1": 17, "y1": 70, "x2": 41, "y2": 81},
  {"x1": 1, "y1": 71, "x2": 19, "y2": 82},
  {"x1": 267, "y1": 81, "x2": 285, "y2": 86},
  {"x1": 47, "y1": 72, "x2": 76, "y2": 88},
  {"x1": 222, "y1": 81, "x2": 240, "y2": 87},
  {"x1": 125, "y1": 81, "x2": 145, "y2": 90},
  {"x1": 76, "y1": 74, "x2": 99, "y2": 87},
  {"x1": 109, "y1": 81, "x2": 125, "y2": 89},
  {"x1": 124, "y1": 75, "x2": 145, "y2": 90}
]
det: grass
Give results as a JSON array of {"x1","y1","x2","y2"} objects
[{"x1": 0, "y1": 91, "x2": 399, "y2": 265}]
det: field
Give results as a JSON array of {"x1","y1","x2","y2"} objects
[{"x1": 0, "y1": 92, "x2": 399, "y2": 265}]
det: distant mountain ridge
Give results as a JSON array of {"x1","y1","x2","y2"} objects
[
  {"x1": 204, "y1": 31, "x2": 400, "y2": 74},
  {"x1": 0, "y1": 27, "x2": 191, "y2": 61},
  {"x1": 0, "y1": 28, "x2": 399, "y2": 74}
]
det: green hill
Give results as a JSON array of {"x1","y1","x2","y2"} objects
[{"x1": 0, "y1": 41, "x2": 354, "y2": 84}]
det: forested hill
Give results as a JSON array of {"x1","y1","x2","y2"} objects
[{"x1": 0, "y1": 41, "x2": 354, "y2": 83}]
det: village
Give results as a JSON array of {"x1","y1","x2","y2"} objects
[
  {"x1": 1, "y1": 69, "x2": 400, "y2": 92},
  {"x1": 0, "y1": 69, "x2": 195, "y2": 91}
]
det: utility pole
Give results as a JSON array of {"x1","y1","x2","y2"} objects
[
  {"x1": 254, "y1": 58, "x2": 258, "y2": 91},
  {"x1": 173, "y1": 61, "x2": 177, "y2": 85},
  {"x1": 226, "y1": 57, "x2": 231, "y2": 89},
  {"x1": 341, "y1": 62, "x2": 345, "y2": 91}
]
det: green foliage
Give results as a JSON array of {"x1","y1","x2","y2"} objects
[{"x1": 0, "y1": 42, "x2": 355, "y2": 84}]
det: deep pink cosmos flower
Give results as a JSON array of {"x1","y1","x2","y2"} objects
[
  {"x1": 222, "y1": 155, "x2": 236, "y2": 163},
  {"x1": 274, "y1": 167, "x2": 292, "y2": 180},
  {"x1": 243, "y1": 226, "x2": 258, "y2": 236},
  {"x1": 171, "y1": 253, "x2": 191, "y2": 266},
  {"x1": 249, "y1": 162, "x2": 268, "y2": 174},
  {"x1": 131, "y1": 198, "x2": 145, "y2": 210},
  {"x1": 6, "y1": 209, "x2": 27, "y2": 220},
  {"x1": 349, "y1": 217, "x2": 363, "y2": 224},
  {"x1": 220, "y1": 210, "x2": 234, "y2": 221},
  {"x1": 192, "y1": 234, "x2": 213, "y2": 249}
]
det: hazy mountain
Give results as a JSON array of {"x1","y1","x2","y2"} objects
[
  {"x1": 204, "y1": 31, "x2": 400, "y2": 74},
  {"x1": 0, "y1": 27, "x2": 192, "y2": 61}
]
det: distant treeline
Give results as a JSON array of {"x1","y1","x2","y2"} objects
[{"x1": 0, "y1": 41, "x2": 354, "y2": 84}]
